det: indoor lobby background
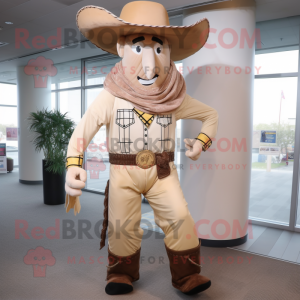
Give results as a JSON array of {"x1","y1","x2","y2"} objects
[{"x1": 1, "y1": 0, "x2": 300, "y2": 299}]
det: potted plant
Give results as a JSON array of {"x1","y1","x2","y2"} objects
[{"x1": 28, "y1": 109, "x2": 75, "y2": 205}]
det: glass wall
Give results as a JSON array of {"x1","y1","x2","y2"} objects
[
  {"x1": 83, "y1": 57, "x2": 120, "y2": 192},
  {"x1": 58, "y1": 90, "x2": 81, "y2": 125},
  {"x1": 51, "y1": 60, "x2": 82, "y2": 121},
  {"x1": 175, "y1": 62, "x2": 183, "y2": 178},
  {"x1": 0, "y1": 83, "x2": 18, "y2": 166},
  {"x1": 84, "y1": 87, "x2": 108, "y2": 191},
  {"x1": 51, "y1": 60, "x2": 81, "y2": 90},
  {"x1": 254, "y1": 50, "x2": 299, "y2": 75},
  {"x1": 250, "y1": 50, "x2": 299, "y2": 224}
]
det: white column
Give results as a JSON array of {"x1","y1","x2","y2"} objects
[
  {"x1": 181, "y1": 0, "x2": 256, "y2": 246},
  {"x1": 17, "y1": 66, "x2": 52, "y2": 184}
]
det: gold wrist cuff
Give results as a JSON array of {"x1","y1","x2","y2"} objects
[
  {"x1": 66, "y1": 156, "x2": 84, "y2": 170},
  {"x1": 196, "y1": 133, "x2": 212, "y2": 152}
]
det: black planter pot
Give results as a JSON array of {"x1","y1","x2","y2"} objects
[{"x1": 42, "y1": 159, "x2": 65, "y2": 205}]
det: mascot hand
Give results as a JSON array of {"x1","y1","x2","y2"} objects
[
  {"x1": 184, "y1": 138, "x2": 203, "y2": 161},
  {"x1": 65, "y1": 167, "x2": 87, "y2": 197}
]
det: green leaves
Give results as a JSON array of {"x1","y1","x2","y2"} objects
[{"x1": 28, "y1": 109, "x2": 75, "y2": 175}]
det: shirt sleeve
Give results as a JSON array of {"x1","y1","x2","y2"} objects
[
  {"x1": 66, "y1": 88, "x2": 115, "y2": 158},
  {"x1": 175, "y1": 93, "x2": 219, "y2": 150}
]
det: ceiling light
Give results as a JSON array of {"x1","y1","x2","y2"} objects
[
  {"x1": 52, "y1": 45, "x2": 65, "y2": 50},
  {"x1": 5, "y1": 22, "x2": 13, "y2": 25},
  {"x1": 0, "y1": 42, "x2": 9, "y2": 48}
]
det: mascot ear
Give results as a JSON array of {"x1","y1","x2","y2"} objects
[{"x1": 117, "y1": 36, "x2": 126, "y2": 58}]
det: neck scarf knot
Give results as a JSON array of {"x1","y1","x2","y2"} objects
[{"x1": 104, "y1": 60, "x2": 186, "y2": 115}]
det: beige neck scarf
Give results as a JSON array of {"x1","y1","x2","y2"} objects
[{"x1": 103, "y1": 60, "x2": 186, "y2": 115}]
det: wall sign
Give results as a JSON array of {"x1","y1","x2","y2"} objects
[
  {"x1": 6, "y1": 127, "x2": 18, "y2": 141},
  {"x1": 260, "y1": 130, "x2": 276, "y2": 144},
  {"x1": 259, "y1": 146, "x2": 280, "y2": 155}
]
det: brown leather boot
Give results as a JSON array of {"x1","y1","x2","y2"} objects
[
  {"x1": 165, "y1": 242, "x2": 211, "y2": 295},
  {"x1": 105, "y1": 247, "x2": 140, "y2": 295}
]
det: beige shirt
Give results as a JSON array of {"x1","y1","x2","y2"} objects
[{"x1": 67, "y1": 89, "x2": 218, "y2": 157}]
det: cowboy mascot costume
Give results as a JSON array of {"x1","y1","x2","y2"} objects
[{"x1": 65, "y1": 1, "x2": 218, "y2": 296}]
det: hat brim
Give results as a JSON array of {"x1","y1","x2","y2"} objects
[{"x1": 76, "y1": 6, "x2": 209, "y2": 61}]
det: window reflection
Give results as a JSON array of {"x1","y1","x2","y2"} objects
[{"x1": 250, "y1": 77, "x2": 297, "y2": 224}]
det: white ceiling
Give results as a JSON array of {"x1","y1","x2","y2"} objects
[{"x1": 0, "y1": 0, "x2": 300, "y2": 83}]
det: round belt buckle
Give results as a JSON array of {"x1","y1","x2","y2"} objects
[{"x1": 136, "y1": 150, "x2": 156, "y2": 169}]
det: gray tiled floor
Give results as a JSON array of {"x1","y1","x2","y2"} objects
[
  {"x1": 232, "y1": 224, "x2": 300, "y2": 264},
  {"x1": 1, "y1": 168, "x2": 300, "y2": 300}
]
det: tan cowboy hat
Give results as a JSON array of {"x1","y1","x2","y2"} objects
[{"x1": 76, "y1": 1, "x2": 209, "y2": 61}]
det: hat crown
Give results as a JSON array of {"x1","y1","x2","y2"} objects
[{"x1": 120, "y1": 1, "x2": 170, "y2": 26}]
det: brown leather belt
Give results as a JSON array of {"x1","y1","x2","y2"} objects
[{"x1": 109, "y1": 150, "x2": 174, "y2": 179}]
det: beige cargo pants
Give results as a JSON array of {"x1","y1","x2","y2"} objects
[{"x1": 108, "y1": 161, "x2": 199, "y2": 256}]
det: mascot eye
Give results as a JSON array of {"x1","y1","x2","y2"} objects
[
  {"x1": 34, "y1": 256, "x2": 37, "y2": 260},
  {"x1": 156, "y1": 47, "x2": 162, "y2": 55},
  {"x1": 132, "y1": 45, "x2": 142, "y2": 54},
  {"x1": 35, "y1": 67, "x2": 38, "y2": 70},
  {"x1": 42, "y1": 257, "x2": 46, "y2": 260},
  {"x1": 43, "y1": 67, "x2": 47, "y2": 70}
]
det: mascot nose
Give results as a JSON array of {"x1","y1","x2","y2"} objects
[{"x1": 142, "y1": 47, "x2": 156, "y2": 79}]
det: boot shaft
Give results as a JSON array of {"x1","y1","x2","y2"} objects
[
  {"x1": 165, "y1": 243, "x2": 201, "y2": 282},
  {"x1": 106, "y1": 248, "x2": 141, "y2": 282}
]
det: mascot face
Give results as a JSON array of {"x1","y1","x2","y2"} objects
[{"x1": 117, "y1": 33, "x2": 171, "y2": 89}]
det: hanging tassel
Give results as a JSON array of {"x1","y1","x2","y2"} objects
[
  {"x1": 65, "y1": 194, "x2": 81, "y2": 216},
  {"x1": 100, "y1": 180, "x2": 110, "y2": 250}
]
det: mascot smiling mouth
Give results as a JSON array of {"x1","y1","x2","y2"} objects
[{"x1": 137, "y1": 74, "x2": 159, "y2": 86}]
